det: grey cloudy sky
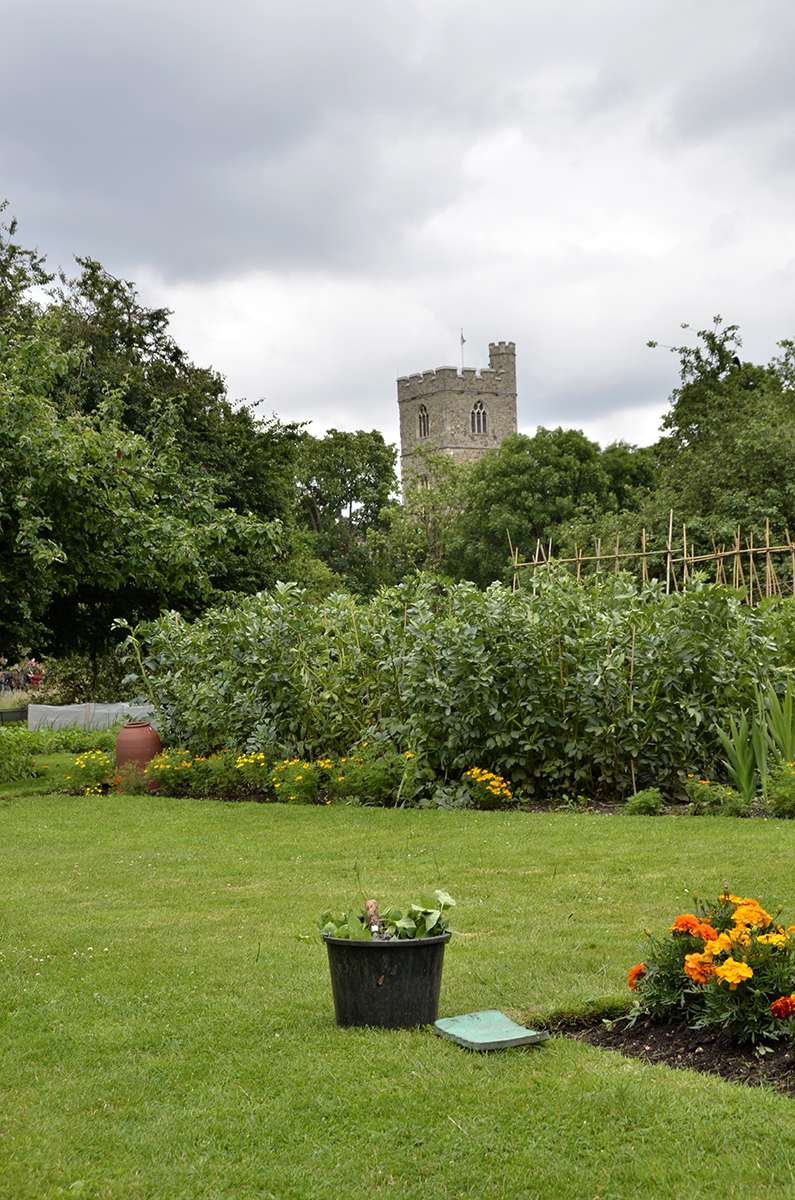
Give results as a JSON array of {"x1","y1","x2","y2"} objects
[{"x1": 4, "y1": 0, "x2": 795, "y2": 449}]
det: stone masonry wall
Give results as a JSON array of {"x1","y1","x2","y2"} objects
[{"x1": 398, "y1": 341, "x2": 518, "y2": 478}]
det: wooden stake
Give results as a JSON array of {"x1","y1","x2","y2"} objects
[
  {"x1": 614, "y1": 534, "x2": 620, "y2": 576},
  {"x1": 365, "y1": 899, "x2": 380, "y2": 937},
  {"x1": 748, "y1": 532, "x2": 754, "y2": 605},
  {"x1": 507, "y1": 529, "x2": 517, "y2": 593},
  {"x1": 641, "y1": 527, "x2": 648, "y2": 584},
  {"x1": 666, "y1": 509, "x2": 673, "y2": 595},
  {"x1": 710, "y1": 532, "x2": 720, "y2": 584},
  {"x1": 682, "y1": 523, "x2": 688, "y2": 590}
]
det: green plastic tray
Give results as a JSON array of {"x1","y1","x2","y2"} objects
[{"x1": 434, "y1": 1009, "x2": 550, "y2": 1051}]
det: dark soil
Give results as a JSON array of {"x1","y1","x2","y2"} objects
[{"x1": 561, "y1": 1014, "x2": 795, "y2": 1092}]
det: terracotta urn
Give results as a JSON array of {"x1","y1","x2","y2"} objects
[{"x1": 115, "y1": 721, "x2": 161, "y2": 787}]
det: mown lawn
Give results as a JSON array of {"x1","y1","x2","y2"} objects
[{"x1": 2, "y1": 790, "x2": 795, "y2": 1199}]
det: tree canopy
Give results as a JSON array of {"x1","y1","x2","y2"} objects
[
  {"x1": 0, "y1": 318, "x2": 280, "y2": 653},
  {"x1": 650, "y1": 318, "x2": 795, "y2": 547}
]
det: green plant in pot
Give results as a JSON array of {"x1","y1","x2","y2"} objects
[{"x1": 319, "y1": 890, "x2": 456, "y2": 1029}]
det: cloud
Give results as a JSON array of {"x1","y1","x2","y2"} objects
[{"x1": 3, "y1": 0, "x2": 795, "y2": 445}]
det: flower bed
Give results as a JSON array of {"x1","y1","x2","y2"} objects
[
  {"x1": 58, "y1": 740, "x2": 517, "y2": 809},
  {"x1": 627, "y1": 890, "x2": 795, "y2": 1044}
]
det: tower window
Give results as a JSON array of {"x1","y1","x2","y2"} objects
[
  {"x1": 418, "y1": 404, "x2": 430, "y2": 439},
  {"x1": 471, "y1": 401, "x2": 488, "y2": 434}
]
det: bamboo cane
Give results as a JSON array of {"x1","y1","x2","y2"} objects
[{"x1": 748, "y1": 532, "x2": 754, "y2": 605}]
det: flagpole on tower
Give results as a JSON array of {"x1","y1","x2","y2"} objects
[{"x1": 460, "y1": 328, "x2": 466, "y2": 371}]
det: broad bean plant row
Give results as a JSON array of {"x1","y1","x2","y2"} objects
[{"x1": 130, "y1": 573, "x2": 795, "y2": 799}]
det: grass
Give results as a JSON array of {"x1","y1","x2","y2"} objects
[{"x1": 3, "y1": 787, "x2": 795, "y2": 1198}]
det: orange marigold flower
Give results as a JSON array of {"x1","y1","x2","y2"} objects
[
  {"x1": 697, "y1": 923, "x2": 719, "y2": 942},
  {"x1": 770, "y1": 995, "x2": 795, "y2": 1019},
  {"x1": 627, "y1": 963, "x2": 647, "y2": 991},
  {"x1": 683, "y1": 953, "x2": 716, "y2": 984},
  {"x1": 670, "y1": 914, "x2": 702, "y2": 937}
]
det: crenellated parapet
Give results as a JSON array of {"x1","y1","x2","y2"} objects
[{"x1": 398, "y1": 341, "x2": 518, "y2": 478}]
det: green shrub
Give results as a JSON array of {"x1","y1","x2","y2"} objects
[
  {"x1": 144, "y1": 749, "x2": 242, "y2": 796},
  {"x1": 767, "y1": 761, "x2": 795, "y2": 818},
  {"x1": 22, "y1": 727, "x2": 118, "y2": 755},
  {"x1": 0, "y1": 730, "x2": 39, "y2": 783},
  {"x1": 0, "y1": 726, "x2": 119, "y2": 785},
  {"x1": 624, "y1": 786, "x2": 663, "y2": 815},
  {"x1": 66, "y1": 750, "x2": 116, "y2": 795},
  {"x1": 234, "y1": 750, "x2": 273, "y2": 792},
  {"x1": 269, "y1": 758, "x2": 325, "y2": 804},
  {"x1": 330, "y1": 742, "x2": 420, "y2": 806},
  {"x1": 627, "y1": 891, "x2": 795, "y2": 1043},
  {"x1": 684, "y1": 775, "x2": 748, "y2": 816},
  {"x1": 129, "y1": 573, "x2": 788, "y2": 799},
  {"x1": 116, "y1": 760, "x2": 149, "y2": 795},
  {"x1": 462, "y1": 767, "x2": 516, "y2": 809}
]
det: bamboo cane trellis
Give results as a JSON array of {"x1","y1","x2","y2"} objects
[{"x1": 510, "y1": 512, "x2": 795, "y2": 604}]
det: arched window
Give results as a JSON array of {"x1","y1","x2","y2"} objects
[
  {"x1": 471, "y1": 400, "x2": 488, "y2": 434},
  {"x1": 418, "y1": 404, "x2": 430, "y2": 439}
]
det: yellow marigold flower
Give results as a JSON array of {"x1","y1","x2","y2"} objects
[
  {"x1": 703, "y1": 933, "x2": 732, "y2": 957},
  {"x1": 715, "y1": 958, "x2": 754, "y2": 990},
  {"x1": 758, "y1": 933, "x2": 789, "y2": 947},
  {"x1": 733, "y1": 902, "x2": 771, "y2": 929}
]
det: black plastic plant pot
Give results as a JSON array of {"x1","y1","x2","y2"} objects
[{"x1": 324, "y1": 932, "x2": 451, "y2": 1029}]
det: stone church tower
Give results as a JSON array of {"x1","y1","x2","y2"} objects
[{"x1": 397, "y1": 341, "x2": 517, "y2": 479}]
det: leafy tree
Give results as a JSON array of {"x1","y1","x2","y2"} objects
[
  {"x1": 296, "y1": 428, "x2": 398, "y2": 592},
  {"x1": 446, "y1": 429, "x2": 613, "y2": 586},
  {"x1": 650, "y1": 318, "x2": 795, "y2": 549},
  {"x1": 366, "y1": 447, "x2": 470, "y2": 584},
  {"x1": 0, "y1": 200, "x2": 52, "y2": 332},
  {"x1": 46, "y1": 256, "x2": 305, "y2": 526},
  {"x1": 0, "y1": 316, "x2": 280, "y2": 654},
  {"x1": 601, "y1": 440, "x2": 659, "y2": 511}
]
